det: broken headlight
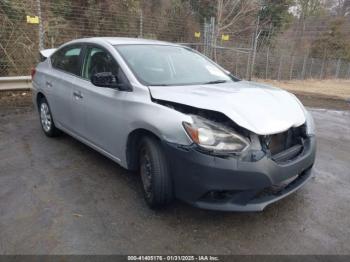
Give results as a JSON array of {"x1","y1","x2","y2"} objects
[{"x1": 183, "y1": 115, "x2": 250, "y2": 153}]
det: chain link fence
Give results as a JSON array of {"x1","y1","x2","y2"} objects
[
  {"x1": 1, "y1": 0, "x2": 350, "y2": 81},
  {"x1": 0, "y1": 0, "x2": 204, "y2": 77},
  {"x1": 251, "y1": 50, "x2": 350, "y2": 80}
]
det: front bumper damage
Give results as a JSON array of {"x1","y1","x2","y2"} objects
[{"x1": 162, "y1": 136, "x2": 316, "y2": 212}]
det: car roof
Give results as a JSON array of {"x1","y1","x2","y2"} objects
[{"x1": 68, "y1": 37, "x2": 179, "y2": 47}]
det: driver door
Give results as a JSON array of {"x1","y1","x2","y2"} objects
[{"x1": 79, "y1": 45, "x2": 130, "y2": 158}]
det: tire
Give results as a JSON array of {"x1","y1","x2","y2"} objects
[
  {"x1": 139, "y1": 136, "x2": 174, "y2": 209},
  {"x1": 38, "y1": 97, "x2": 61, "y2": 137}
]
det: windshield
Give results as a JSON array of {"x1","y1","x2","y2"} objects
[{"x1": 115, "y1": 45, "x2": 234, "y2": 86}]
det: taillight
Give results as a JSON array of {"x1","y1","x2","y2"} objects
[{"x1": 31, "y1": 68, "x2": 36, "y2": 79}]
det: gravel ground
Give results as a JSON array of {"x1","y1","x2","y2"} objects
[{"x1": 0, "y1": 104, "x2": 349, "y2": 254}]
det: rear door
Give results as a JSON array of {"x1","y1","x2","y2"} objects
[{"x1": 48, "y1": 44, "x2": 86, "y2": 134}]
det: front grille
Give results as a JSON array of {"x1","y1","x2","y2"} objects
[
  {"x1": 272, "y1": 144, "x2": 303, "y2": 162},
  {"x1": 269, "y1": 131, "x2": 289, "y2": 155},
  {"x1": 260, "y1": 125, "x2": 306, "y2": 162}
]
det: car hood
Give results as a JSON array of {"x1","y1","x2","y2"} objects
[{"x1": 149, "y1": 81, "x2": 306, "y2": 135}]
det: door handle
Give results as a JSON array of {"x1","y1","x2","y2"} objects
[
  {"x1": 46, "y1": 81, "x2": 52, "y2": 88},
  {"x1": 73, "y1": 91, "x2": 83, "y2": 99}
]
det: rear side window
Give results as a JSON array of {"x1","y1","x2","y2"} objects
[{"x1": 51, "y1": 46, "x2": 83, "y2": 76}]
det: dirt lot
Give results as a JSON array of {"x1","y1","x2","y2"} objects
[
  {"x1": 0, "y1": 91, "x2": 350, "y2": 254},
  {"x1": 259, "y1": 79, "x2": 350, "y2": 99},
  {"x1": 0, "y1": 91, "x2": 33, "y2": 116},
  {"x1": 258, "y1": 79, "x2": 350, "y2": 111}
]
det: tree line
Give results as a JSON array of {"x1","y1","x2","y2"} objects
[{"x1": 0, "y1": 0, "x2": 349, "y2": 77}]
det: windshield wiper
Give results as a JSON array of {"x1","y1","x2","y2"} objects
[
  {"x1": 150, "y1": 84, "x2": 171, "y2": 86},
  {"x1": 203, "y1": 80, "x2": 227, "y2": 84}
]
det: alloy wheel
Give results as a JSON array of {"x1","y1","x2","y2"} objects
[{"x1": 40, "y1": 102, "x2": 52, "y2": 132}]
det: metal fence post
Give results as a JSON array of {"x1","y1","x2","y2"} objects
[
  {"x1": 309, "y1": 58, "x2": 314, "y2": 79},
  {"x1": 246, "y1": 34, "x2": 254, "y2": 80},
  {"x1": 278, "y1": 55, "x2": 283, "y2": 81},
  {"x1": 301, "y1": 55, "x2": 307, "y2": 80},
  {"x1": 246, "y1": 51, "x2": 251, "y2": 80},
  {"x1": 203, "y1": 18, "x2": 214, "y2": 58},
  {"x1": 250, "y1": 15, "x2": 260, "y2": 81},
  {"x1": 335, "y1": 58, "x2": 341, "y2": 78},
  {"x1": 139, "y1": 9, "x2": 143, "y2": 38},
  {"x1": 36, "y1": 0, "x2": 44, "y2": 50},
  {"x1": 265, "y1": 47, "x2": 269, "y2": 79},
  {"x1": 289, "y1": 55, "x2": 295, "y2": 80},
  {"x1": 203, "y1": 18, "x2": 208, "y2": 56},
  {"x1": 210, "y1": 17, "x2": 215, "y2": 60},
  {"x1": 235, "y1": 50, "x2": 239, "y2": 76},
  {"x1": 320, "y1": 56, "x2": 325, "y2": 79}
]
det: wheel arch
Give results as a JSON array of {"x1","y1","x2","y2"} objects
[
  {"x1": 36, "y1": 92, "x2": 45, "y2": 110},
  {"x1": 126, "y1": 128, "x2": 162, "y2": 171}
]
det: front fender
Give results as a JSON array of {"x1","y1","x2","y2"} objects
[{"x1": 127, "y1": 102, "x2": 193, "y2": 145}]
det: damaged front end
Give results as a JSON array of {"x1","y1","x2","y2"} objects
[
  {"x1": 260, "y1": 125, "x2": 308, "y2": 163},
  {"x1": 155, "y1": 98, "x2": 308, "y2": 163},
  {"x1": 155, "y1": 99, "x2": 316, "y2": 211}
]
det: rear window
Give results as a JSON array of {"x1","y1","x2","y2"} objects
[{"x1": 51, "y1": 46, "x2": 82, "y2": 76}]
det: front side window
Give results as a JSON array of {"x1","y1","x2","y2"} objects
[
  {"x1": 82, "y1": 47, "x2": 119, "y2": 80},
  {"x1": 82, "y1": 46, "x2": 130, "y2": 88},
  {"x1": 51, "y1": 46, "x2": 82, "y2": 76},
  {"x1": 115, "y1": 45, "x2": 234, "y2": 86}
]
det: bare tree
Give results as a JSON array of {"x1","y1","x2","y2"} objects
[
  {"x1": 288, "y1": 0, "x2": 325, "y2": 56},
  {"x1": 213, "y1": 0, "x2": 259, "y2": 61},
  {"x1": 215, "y1": 0, "x2": 259, "y2": 38},
  {"x1": 331, "y1": 0, "x2": 350, "y2": 16}
]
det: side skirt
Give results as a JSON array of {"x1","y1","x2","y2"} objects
[{"x1": 57, "y1": 124, "x2": 124, "y2": 167}]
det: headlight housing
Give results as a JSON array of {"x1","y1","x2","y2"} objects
[{"x1": 183, "y1": 115, "x2": 250, "y2": 153}]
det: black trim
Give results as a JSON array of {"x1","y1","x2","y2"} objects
[{"x1": 161, "y1": 136, "x2": 316, "y2": 212}]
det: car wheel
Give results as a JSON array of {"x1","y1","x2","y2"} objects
[
  {"x1": 139, "y1": 136, "x2": 174, "y2": 209},
  {"x1": 38, "y1": 97, "x2": 60, "y2": 137}
]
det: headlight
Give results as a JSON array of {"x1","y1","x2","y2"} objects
[
  {"x1": 305, "y1": 110, "x2": 315, "y2": 135},
  {"x1": 183, "y1": 115, "x2": 250, "y2": 153}
]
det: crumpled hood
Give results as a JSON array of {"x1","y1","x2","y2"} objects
[{"x1": 149, "y1": 81, "x2": 306, "y2": 135}]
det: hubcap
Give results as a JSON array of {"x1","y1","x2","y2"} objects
[
  {"x1": 140, "y1": 150, "x2": 152, "y2": 199},
  {"x1": 40, "y1": 102, "x2": 52, "y2": 132}
]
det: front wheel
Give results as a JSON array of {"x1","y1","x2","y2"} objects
[
  {"x1": 38, "y1": 97, "x2": 61, "y2": 137},
  {"x1": 139, "y1": 136, "x2": 174, "y2": 209}
]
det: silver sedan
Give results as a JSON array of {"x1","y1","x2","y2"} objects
[{"x1": 32, "y1": 37, "x2": 316, "y2": 211}]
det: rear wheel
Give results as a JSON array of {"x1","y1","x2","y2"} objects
[
  {"x1": 38, "y1": 97, "x2": 60, "y2": 137},
  {"x1": 139, "y1": 136, "x2": 174, "y2": 209}
]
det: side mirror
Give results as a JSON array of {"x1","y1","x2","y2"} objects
[
  {"x1": 91, "y1": 72, "x2": 117, "y2": 88},
  {"x1": 91, "y1": 72, "x2": 131, "y2": 91}
]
